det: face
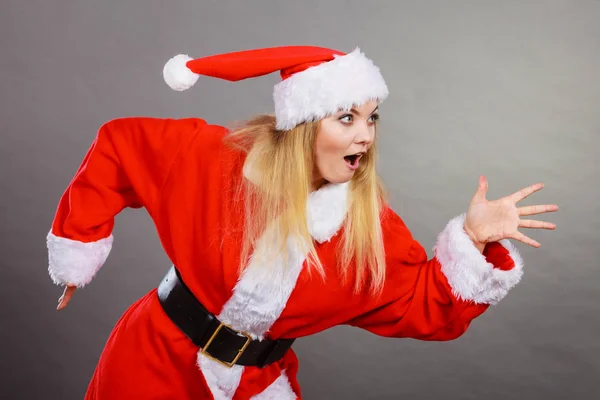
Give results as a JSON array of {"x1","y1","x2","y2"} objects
[{"x1": 313, "y1": 100, "x2": 379, "y2": 188}]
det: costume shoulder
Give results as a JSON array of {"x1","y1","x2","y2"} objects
[{"x1": 102, "y1": 116, "x2": 209, "y2": 150}]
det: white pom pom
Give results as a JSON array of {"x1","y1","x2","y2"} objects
[{"x1": 163, "y1": 54, "x2": 199, "y2": 91}]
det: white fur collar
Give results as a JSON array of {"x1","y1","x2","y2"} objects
[
  {"x1": 242, "y1": 160, "x2": 349, "y2": 243},
  {"x1": 306, "y1": 181, "x2": 349, "y2": 243}
]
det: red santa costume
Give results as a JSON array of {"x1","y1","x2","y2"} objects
[{"x1": 46, "y1": 46, "x2": 524, "y2": 399}]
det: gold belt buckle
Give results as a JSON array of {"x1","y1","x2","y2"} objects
[{"x1": 200, "y1": 322, "x2": 252, "y2": 368}]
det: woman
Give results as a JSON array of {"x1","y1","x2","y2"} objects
[{"x1": 47, "y1": 46, "x2": 558, "y2": 399}]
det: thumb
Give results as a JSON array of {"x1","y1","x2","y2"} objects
[{"x1": 471, "y1": 175, "x2": 488, "y2": 203}]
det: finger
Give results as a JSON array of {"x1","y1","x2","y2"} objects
[
  {"x1": 510, "y1": 182, "x2": 544, "y2": 203},
  {"x1": 471, "y1": 175, "x2": 488, "y2": 203},
  {"x1": 518, "y1": 204, "x2": 559, "y2": 216},
  {"x1": 57, "y1": 290, "x2": 71, "y2": 310},
  {"x1": 510, "y1": 231, "x2": 541, "y2": 248},
  {"x1": 57, "y1": 285, "x2": 76, "y2": 310},
  {"x1": 519, "y1": 219, "x2": 556, "y2": 230}
]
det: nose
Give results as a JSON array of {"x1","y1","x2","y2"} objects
[{"x1": 354, "y1": 121, "x2": 374, "y2": 146}]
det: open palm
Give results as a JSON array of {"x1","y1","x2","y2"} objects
[{"x1": 464, "y1": 176, "x2": 558, "y2": 248}]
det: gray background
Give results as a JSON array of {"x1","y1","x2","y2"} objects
[{"x1": 1, "y1": 0, "x2": 599, "y2": 399}]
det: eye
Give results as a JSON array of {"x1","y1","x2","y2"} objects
[
  {"x1": 338, "y1": 114, "x2": 353, "y2": 124},
  {"x1": 368, "y1": 113, "x2": 380, "y2": 124}
]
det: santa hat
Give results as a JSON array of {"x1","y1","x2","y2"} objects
[{"x1": 162, "y1": 46, "x2": 389, "y2": 130}]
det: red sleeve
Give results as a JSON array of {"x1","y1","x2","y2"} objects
[
  {"x1": 46, "y1": 116, "x2": 206, "y2": 288},
  {"x1": 347, "y1": 206, "x2": 524, "y2": 341}
]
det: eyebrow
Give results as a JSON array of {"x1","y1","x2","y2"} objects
[{"x1": 350, "y1": 106, "x2": 379, "y2": 115}]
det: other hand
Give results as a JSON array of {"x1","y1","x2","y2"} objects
[{"x1": 57, "y1": 284, "x2": 77, "y2": 310}]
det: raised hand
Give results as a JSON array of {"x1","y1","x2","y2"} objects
[{"x1": 463, "y1": 176, "x2": 558, "y2": 251}]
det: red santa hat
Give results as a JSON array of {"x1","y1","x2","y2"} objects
[{"x1": 162, "y1": 46, "x2": 389, "y2": 130}]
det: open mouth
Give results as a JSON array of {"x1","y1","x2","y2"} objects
[{"x1": 343, "y1": 152, "x2": 364, "y2": 169}]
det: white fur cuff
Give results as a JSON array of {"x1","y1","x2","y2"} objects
[
  {"x1": 46, "y1": 231, "x2": 113, "y2": 288},
  {"x1": 433, "y1": 213, "x2": 524, "y2": 305}
]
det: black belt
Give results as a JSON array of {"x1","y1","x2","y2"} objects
[{"x1": 157, "y1": 266, "x2": 295, "y2": 368}]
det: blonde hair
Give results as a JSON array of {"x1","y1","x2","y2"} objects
[{"x1": 224, "y1": 114, "x2": 388, "y2": 295}]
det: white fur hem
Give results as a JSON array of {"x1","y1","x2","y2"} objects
[
  {"x1": 273, "y1": 48, "x2": 389, "y2": 130},
  {"x1": 46, "y1": 231, "x2": 113, "y2": 288},
  {"x1": 196, "y1": 353, "x2": 243, "y2": 400},
  {"x1": 251, "y1": 371, "x2": 297, "y2": 399},
  {"x1": 433, "y1": 213, "x2": 524, "y2": 305}
]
